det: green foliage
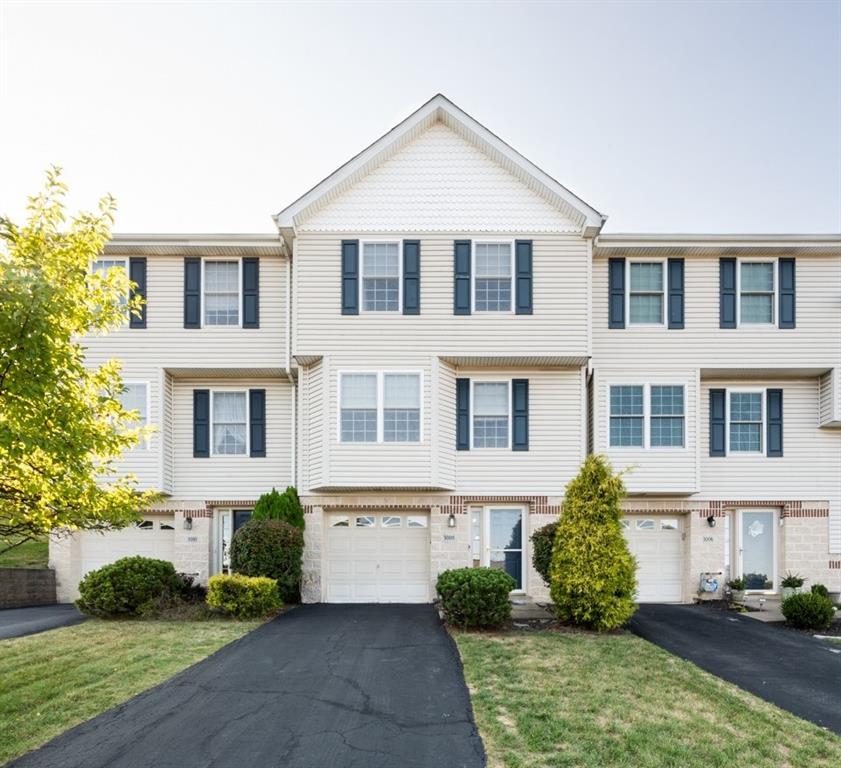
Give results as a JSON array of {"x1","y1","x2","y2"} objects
[
  {"x1": 230, "y1": 518, "x2": 303, "y2": 602},
  {"x1": 531, "y1": 521, "x2": 559, "y2": 587},
  {"x1": 781, "y1": 591, "x2": 835, "y2": 630},
  {"x1": 811, "y1": 583, "x2": 830, "y2": 599},
  {"x1": 549, "y1": 455, "x2": 637, "y2": 631},
  {"x1": 76, "y1": 556, "x2": 181, "y2": 617},
  {"x1": 206, "y1": 574, "x2": 281, "y2": 619},
  {"x1": 0, "y1": 168, "x2": 158, "y2": 553},
  {"x1": 727, "y1": 578, "x2": 746, "y2": 591},
  {"x1": 781, "y1": 571, "x2": 806, "y2": 588},
  {"x1": 251, "y1": 487, "x2": 304, "y2": 529},
  {"x1": 436, "y1": 567, "x2": 515, "y2": 628}
]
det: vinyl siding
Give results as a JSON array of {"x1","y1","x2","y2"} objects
[
  {"x1": 593, "y1": 369, "x2": 699, "y2": 495},
  {"x1": 161, "y1": 371, "x2": 174, "y2": 493},
  {"x1": 171, "y1": 377, "x2": 293, "y2": 500},
  {"x1": 437, "y1": 360, "x2": 457, "y2": 489},
  {"x1": 300, "y1": 359, "x2": 325, "y2": 492},
  {"x1": 819, "y1": 368, "x2": 841, "y2": 427}
]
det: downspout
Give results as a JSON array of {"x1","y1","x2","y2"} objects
[{"x1": 284, "y1": 240, "x2": 296, "y2": 488}]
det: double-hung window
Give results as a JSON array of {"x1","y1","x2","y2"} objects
[
  {"x1": 91, "y1": 258, "x2": 129, "y2": 307},
  {"x1": 119, "y1": 382, "x2": 149, "y2": 448},
  {"x1": 474, "y1": 242, "x2": 512, "y2": 312},
  {"x1": 339, "y1": 372, "x2": 421, "y2": 443},
  {"x1": 650, "y1": 386, "x2": 685, "y2": 447},
  {"x1": 729, "y1": 391, "x2": 763, "y2": 453},
  {"x1": 609, "y1": 385, "x2": 644, "y2": 447},
  {"x1": 204, "y1": 260, "x2": 240, "y2": 326},
  {"x1": 628, "y1": 261, "x2": 664, "y2": 324},
  {"x1": 472, "y1": 382, "x2": 510, "y2": 448},
  {"x1": 739, "y1": 262, "x2": 775, "y2": 325},
  {"x1": 609, "y1": 384, "x2": 685, "y2": 449},
  {"x1": 361, "y1": 242, "x2": 400, "y2": 312},
  {"x1": 212, "y1": 391, "x2": 247, "y2": 455}
]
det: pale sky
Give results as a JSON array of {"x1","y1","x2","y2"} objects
[{"x1": 1, "y1": 0, "x2": 839, "y2": 234}]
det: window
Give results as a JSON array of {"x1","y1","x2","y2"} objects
[
  {"x1": 137, "y1": 520, "x2": 154, "y2": 530},
  {"x1": 739, "y1": 262, "x2": 775, "y2": 324},
  {"x1": 361, "y1": 242, "x2": 400, "y2": 312},
  {"x1": 339, "y1": 372, "x2": 422, "y2": 444},
  {"x1": 355, "y1": 516, "x2": 376, "y2": 527},
  {"x1": 119, "y1": 382, "x2": 149, "y2": 449},
  {"x1": 609, "y1": 385, "x2": 644, "y2": 447},
  {"x1": 650, "y1": 386, "x2": 684, "y2": 447},
  {"x1": 382, "y1": 516, "x2": 401, "y2": 528},
  {"x1": 407, "y1": 515, "x2": 428, "y2": 528},
  {"x1": 636, "y1": 519, "x2": 656, "y2": 531},
  {"x1": 473, "y1": 382, "x2": 510, "y2": 448},
  {"x1": 474, "y1": 242, "x2": 512, "y2": 312},
  {"x1": 660, "y1": 519, "x2": 679, "y2": 531},
  {"x1": 211, "y1": 391, "x2": 247, "y2": 455},
  {"x1": 729, "y1": 392, "x2": 763, "y2": 453},
  {"x1": 91, "y1": 258, "x2": 128, "y2": 307},
  {"x1": 204, "y1": 260, "x2": 240, "y2": 326},
  {"x1": 629, "y1": 261, "x2": 664, "y2": 324},
  {"x1": 330, "y1": 515, "x2": 349, "y2": 527}
]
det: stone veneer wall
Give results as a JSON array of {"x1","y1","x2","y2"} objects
[{"x1": 0, "y1": 568, "x2": 56, "y2": 608}]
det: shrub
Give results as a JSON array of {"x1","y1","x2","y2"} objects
[
  {"x1": 76, "y1": 556, "x2": 181, "y2": 617},
  {"x1": 550, "y1": 455, "x2": 636, "y2": 631},
  {"x1": 727, "y1": 577, "x2": 746, "y2": 591},
  {"x1": 811, "y1": 583, "x2": 830, "y2": 599},
  {"x1": 436, "y1": 568, "x2": 515, "y2": 628},
  {"x1": 251, "y1": 487, "x2": 305, "y2": 530},
  {"x1": 781, "y1": 591, "x2": 834, "y2": 630},
  {"x1": 230, "y1": 518, "x2": 303, "y2": 602},
  {"x1": 177, "y1": 573, "x2": 208, "y2": 604},
  {"x1": 531, "y1": 521, "x2": 559, "y2": 587},
  {"x1": 206, "y1": 574, "x2": 281, "y2": 619},
  {"x1": 781, "y1": 571, "x2": 806, "y2": 589}
]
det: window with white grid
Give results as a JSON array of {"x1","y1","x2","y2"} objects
[
  {"x1": 383, "y1": 374, "x2": 421, "y2": 443},
  {"x1": 473, "y1": 382, "x2": 510, "y2": 448},
  {"x1": 609, "y1": 385, "x2": 644, "y2": 447},
  {"x1": 212, "y1": 391, "x2": 247, "y2": 455},
  {"x1": 92, "y1": 258, "x2": 128, "y2": 306},
  {"x1": 650, "y1": 385, "x2": 684, "y2": 447},
  {"x1": 474, "y1": 243, "x2": 512, "y2": 312},
  {"x1": 362, "y1": 242, "x2": 400, "y2": 312},
  {"x1": 204, "y1": 261, "x2": 240, "y2": 326},
  {"x1": 739, "y1": 262, "x2": 775, "y2": 324},
  {"x1": 629, "y1": 262, "x2": 664, "y2": 324},
  {"x1": 729, "y1": 392, "x2": 763, "y2": 453},
  {"x1": 119, "y1": 383, "x2": 149, "y2": 449},
  {"x1": 340, "y1": 374, "x2": 378, "y2": 443}
]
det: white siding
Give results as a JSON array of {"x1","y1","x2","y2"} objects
[
  {"x1": 437, "y1": 360, "x2": 457, "y2": 489},
  {"x1": 172, "y1": 377, "x2": 293, "y2": 500},
  {"x1": 300, "y1": 359, "x2": 325, "y2": 492},
  {"x1": 819, "y1": 368, "x2": 841, "y2": 428},
  {"x1": 161, "y1": 371, "x2": 174, "y2": 493},
  {"x1": 593, "y1": 369, "x2": 699, "y2": 495}
]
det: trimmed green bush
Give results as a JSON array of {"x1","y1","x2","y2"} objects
[
  {"x1": 436, "y1": 567, "x2": 515, "y2": 628},
  {"x1": 251, "y1": 486, "x2": 304, "y2": 530},
  {"x1": 550, "y1": 455, "x2": 637, "y2": 631},
  {"x1": 230, "y1": 518, "x2": 303, "y2": 602},
  {"x1": 531, "y1": 521, "x2": 559, "y2": 587},
  {"x1": 811, "y1": 583, "x2": 830, "y2": 599},
  {"x1": 206, "y1": 574, "x2": 281, "y2": 619},
  {"x1": 76, "y1": 556, "x2": 181, "y2": 617},
  {"x1": 781, "y1": 591, "x2": 835, "y2": 630}
]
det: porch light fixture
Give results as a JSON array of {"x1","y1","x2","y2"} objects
[
  {"x1": 447, "y1": 513, "x2": 456, "y2": 528},
  {"x1": 706, "y1": 515, "x2": 716, "y2": 528},
  {"x1": 184, "y1": 516, "x2": 193, "y2": 531}
]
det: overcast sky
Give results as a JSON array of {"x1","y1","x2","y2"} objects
[{"x1": 1, "y1": 1, "x2": 839, "y2": 234}]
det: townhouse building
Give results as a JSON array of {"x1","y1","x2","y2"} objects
[{"x1": 50, "y1": 95, "x2": 841, "y2": 606}]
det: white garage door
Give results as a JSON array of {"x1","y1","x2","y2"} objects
[
  {"x1": 80, "y1": 517, "x2": 176, "y2": 576},
  {"x1": 622, "y1": 516, "x2": 683, "y2": 603},
  {"x1": 325, "y1": 512, "x2": 430, "y2": 603}
]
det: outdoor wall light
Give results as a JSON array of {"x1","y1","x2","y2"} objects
[
  {"x1": 447, "y1": 513, "x2": 456, "y2": 528},
  {"x1": 706, "y1": 515, "x2": 717, "y2": 528},
  {"x1": 184, "y1": 516, "x2": 193, "y2": 531}
]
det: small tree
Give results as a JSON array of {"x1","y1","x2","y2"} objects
[
  {"x1": 550, "y1": 455, "x2": 636, "y2": 631},
  {"x1": 531, "y1": 521, "x2": 559, "y2": 587},
  {"x1": 251, "y1": 486, "x2": 304, "y2": 529}
]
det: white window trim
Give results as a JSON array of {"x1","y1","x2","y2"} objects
[
  {"x1": 736, "y1": 257, "x2": 778, "y2": 328},
  {"x1": 90, "y1": 257, "x2": 130, "y2": 320},
  {"x1": 626, "y1": 258, "x2": 667, "y2": 327},
  {"x1": 472, "y1": 239, "x2": 515, "y2": 314},
  {"x1": 337, "y1": 370, "x2": 424, "y2": 444},
  {"x1": 359, "y1": 239, "x2": 402, "y2": 314},
  {"x1": 481, "y1": 505, "x2": 527, "y2": 594},
  {"x1": 470, "y1": 378, "x2": 513, "y2": 450},
  {"x1": 122, "y1": 380, "x2": 151, "y2": 451},
  {"x1": 209, "y1": 388, "x2": 249, "y2": 457},
  {"x1": 608, "y1": 382, "x2": 687, "y2": 451},
  {"x1": 725, "y1": 388, "x2": 766, "y2": 457},
  {"x1": 201, "y1": 257, "x2": 243, "y2": 329}
]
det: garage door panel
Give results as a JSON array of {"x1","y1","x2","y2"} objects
[
  {"x1": 80, "y1": 517, "x2": 176, "y2": 576},
  {"x1": 622, "y1": 516, "x2": 684, "y2": 603}
]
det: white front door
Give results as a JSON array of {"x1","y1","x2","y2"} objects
[
  {"x1": 324, "y1": 512, "x2": 430, "y2": 603},
  {"x1": 484, "y1": 507, "x2": 525, "y2": 591},
  {"x1": 737, "y1": 509, "x2": 777, "y2": 592},
  {"x1": 622, "y1": 516, "x2": 684, "y2": 602}
]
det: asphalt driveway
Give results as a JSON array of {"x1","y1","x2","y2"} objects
[
  {"x1": 9, "y1": 604, "x2": 485, "y2": 768},
  {"x1": 0, "y1": 605, "x2": 85, "y2": 640},
  {"x1": 629, "y1": 603, "x2": 841, "y2": 734}
]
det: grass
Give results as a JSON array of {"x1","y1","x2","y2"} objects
[
  {"x1": 456, "y1": 630, "x2": 841, "y2": 768},
  {"x1": 0, "y1": 618, "x2": 261, "y2": 764},
  {"x1": 0, "y1": 537, "x2": 48, "y2": 569}
]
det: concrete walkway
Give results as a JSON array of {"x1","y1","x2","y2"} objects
[{"x1": 0, "y1": 605, "x2": 85, "y2": 640}]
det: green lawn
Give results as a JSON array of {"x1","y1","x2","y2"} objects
[
  {"x1": 0, "y1": 537, "x2": 48, "y2": 569},
  {"x1": 0, "y1": 618, "x2": 261, "y2": 764},
  {"x1": 456, "y1": 630, "x2": 841, "y2": 768}
]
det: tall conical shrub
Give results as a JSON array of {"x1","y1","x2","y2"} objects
[
  {"x1": 251, "y1": 487, "x2": 305, "y2": 530},
  {"x1": 550, "y1": 455, "x2": 636, "y2": 630}
]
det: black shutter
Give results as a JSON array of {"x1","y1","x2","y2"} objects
[
  {"x1": 193, "y1": 389, "x2": 210, "y2": 458},
  {"x1": 454, "y1": 240, "x2": 471, "y2": 315},
  {"x1": 403, "y1": 240, "x2": 420, "y2": 315},
  {"x1": 667, "y1": 258, "x2": 684, "y2": 329},
  {"x1": 456, "y1": 378, "x2": 470, "y2": 450},
  {"x1": 512, "y1": 379, "x2": 529, "y2": 451},
  {"x1": 608, "y1": 258, "x2": 625, "y2": 328},
  {"x1": 767, "y1": 389, "x2": 783, "y2": 457},
  {"x1": 515, "y1": 240, "x2": 533, "y2": 315},
  {"x1": 249, "y1": 389, "x2": 266, "y2": 457},
  {"x1": 242, "y1": 258, "x2": 260, "y2": 328},
  {"x1": 719, "y1": 258, "x2": 737, "y2": 329},
  {"x1": 184, "y1": 257, "x2": 201, "y2": 328},
  {"x1": 779, "y1": 258, "x2": 796, "y2": 329},
  {"x1": 341, "y1": 240, "x2": 359, "y2": 315},
  {"x1": 709, "y1": 389, "x2": 726, "y2": 457},
  {"x1": 129, "y1": 257, "x2": 147, "y2": 329}
]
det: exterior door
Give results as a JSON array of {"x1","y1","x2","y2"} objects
[
  {"x1": 621, "y1": 516, "x2": 683, "y2": 602},
  {"x1": 485, "y1": 507, "x2": 524, "y2": 591},
  {"x1": 738, "y1": 509, "x2": 777, "y2": 592}
]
